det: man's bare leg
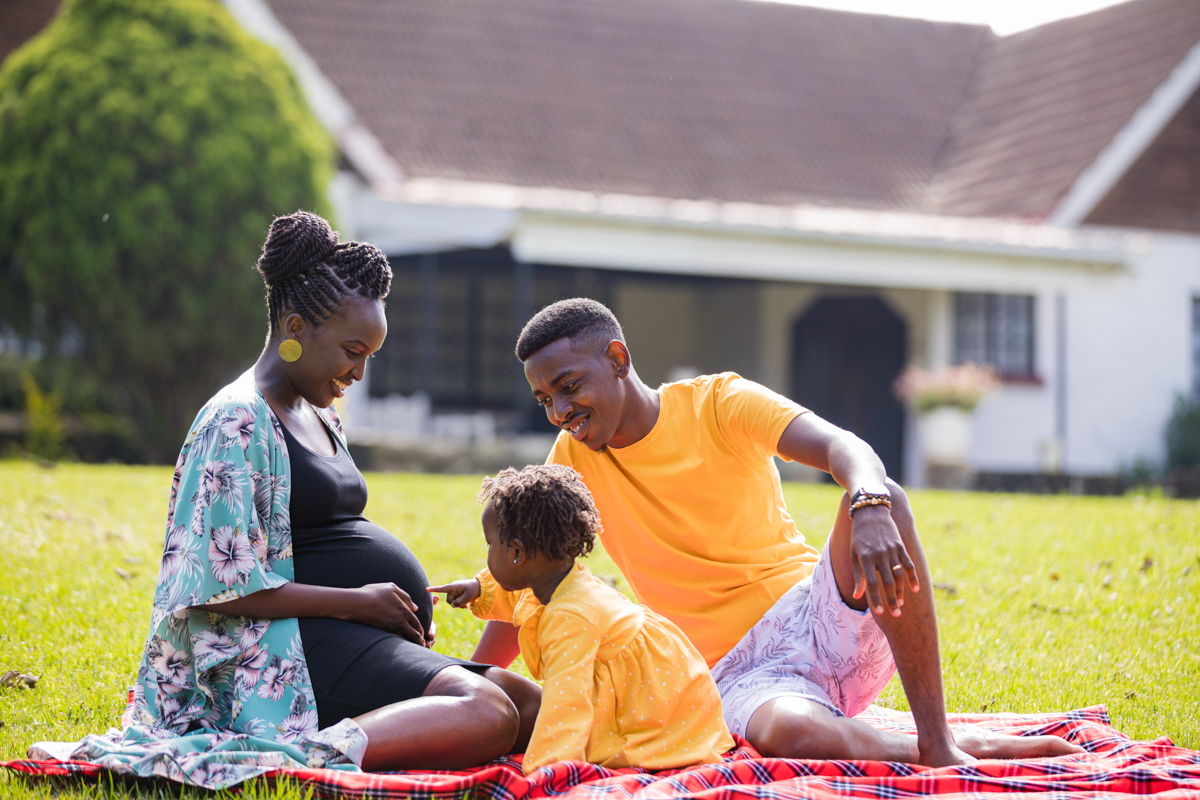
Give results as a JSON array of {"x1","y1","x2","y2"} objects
[
  {"x1": 745, "y1": 480, "x2": 1082, "y2": 765},
  {"x1": 747, "y1": 696, "x2": 1084, "y2": 763}
]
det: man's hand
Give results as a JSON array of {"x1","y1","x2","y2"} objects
[
  {"x1": 775, "y1": 413, "x2": 919, "y2": 616},
  {"x1": 849, "y1": 504, "x2": 919, "y2": 616},
  {"x1": 343, "y1": 582, "x2": 426, "y2": 644},
  {"x1": 428, "y1": 579, "x2": 482, "y2": 608}
]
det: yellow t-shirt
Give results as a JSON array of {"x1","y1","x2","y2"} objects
[
  {"x1": 548, "y1": 373, "x2": 819, "y2": 667},
  {"x1": 471, "y1": 564, "x2": 734, "y2": 774}
]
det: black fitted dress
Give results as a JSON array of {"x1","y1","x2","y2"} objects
[{"x1": 282, "y1": 421, "x2": 484, "y2": 729}]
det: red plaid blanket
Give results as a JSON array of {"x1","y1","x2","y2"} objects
[{"x1": 5, "y1": 706, "x2": 1199, "y2": 799}]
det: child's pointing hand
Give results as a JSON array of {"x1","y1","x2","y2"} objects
[{"x1": 428, "y1": 579, "x2": 482, "y2": 608}]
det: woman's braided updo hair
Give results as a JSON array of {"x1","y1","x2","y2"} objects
[
  {"x1": 255, "y1": 210, "x2": 392, "y2": 333},
  {"x1": 479, "y1": 465, "x2": 599, "y2": 561}
]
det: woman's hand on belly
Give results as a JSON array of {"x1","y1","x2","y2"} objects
[
  {"x1": 340, "y1": 582, "x2": 428, "y2": 645},
  {"x1": 200, "y1": 581, "x2": 427, "y2": 645}
]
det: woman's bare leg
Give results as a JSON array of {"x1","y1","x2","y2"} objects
[
  {"x1": 480, "y1": 666, "x2": 540, "y2": 753},
  {"x1": 354, "y1": 665, "x2": 523, "y2": 771}
]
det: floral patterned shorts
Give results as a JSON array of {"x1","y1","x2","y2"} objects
[{"x1": 710, "y1": 538, "x2": 896, "y2": 737}]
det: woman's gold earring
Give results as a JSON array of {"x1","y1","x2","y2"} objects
[{"x1": 278, "y1": 339, "x2": 302, "y2": 363}]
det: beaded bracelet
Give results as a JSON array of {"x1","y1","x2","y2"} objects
[{"x1": 848, "y1": 495, "x2": 892, "y2": 518}]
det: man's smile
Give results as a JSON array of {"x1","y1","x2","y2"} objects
[{"x1": 563, "y1": 414, "x2": 589, "y2": 440}]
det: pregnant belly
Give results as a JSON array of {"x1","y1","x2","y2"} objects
[{"x1": 292, "y1": 519, "x2": 434, "y2": 632}]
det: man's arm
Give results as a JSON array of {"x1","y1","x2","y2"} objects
[
  {"x1": 776, "y1": 412, "x2": 918, "y2": 616},
  {"x1": 775, "y1": 410, "x2": 884, "y2": 489}
]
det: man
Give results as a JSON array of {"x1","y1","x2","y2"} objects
[{"x1": 473, "y1": 298, "x2": 1079, "y2": 766}]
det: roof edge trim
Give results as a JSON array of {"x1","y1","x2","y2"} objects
[
  {"x1": 1050, "y1": 36, "x2": 1200, "y2": 227},
  {"x1": 377, "y1": 176, "x2": 1140, "y2": 260},
  {"x1": 220, "y1": 0, "x2": 405, "y2": 186}
]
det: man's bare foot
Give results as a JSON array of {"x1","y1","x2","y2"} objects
[
  {"x1": 917, "y1": 740, "x2": 976, "y2": 768},
  {"x1": 952, "y1": 726, "x2": 1085, "y2": 760}
]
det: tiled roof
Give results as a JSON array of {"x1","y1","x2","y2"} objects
[
  {"x1": 931, "y1": 0, "x2": 1200, "y2": 219},
  {"x1": 265, "y1": 0, "x2": 989, "y2": 211},
  {"x1": 0, "y1": 0, "x2": 61, "y2": 66},
  {"x1": 264, "y1": 0, "x2": 1200, "y2": 221},
  {"x1": 1085, "y1": 87, "x2": 1200, "y2": 231},
  {"x1": 7, "y1": 0, "x2": 1198, "y2": 223}
]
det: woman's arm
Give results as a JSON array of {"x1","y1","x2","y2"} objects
[{"x1": 200, "y1": 581, "x2": 426, "y2": 644}]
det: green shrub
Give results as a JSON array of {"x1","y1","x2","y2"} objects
[
  {"x1": 1165, "y1": 393, "x2": 1200, "y2": 472},
  {"x1": 21, "y1": 372, "x2": 67, "y2": 460},
  {"x1": 0, "y1": 0, "x2": 335, "y2": 461}
]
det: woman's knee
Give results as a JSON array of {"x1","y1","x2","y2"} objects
[
  {"x1": 481, "y1": 667, "x2": 541, "y2": 753},
  {"x1": 481, "y1": 667, "x2": 540, "y2": 708},
  {"x1": 425, "y1": 667, "x2": 520, "y2": 751}
]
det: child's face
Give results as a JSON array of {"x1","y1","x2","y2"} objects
[{"x1": 482, "y1": 500, "x2": 527, "y2": 592}]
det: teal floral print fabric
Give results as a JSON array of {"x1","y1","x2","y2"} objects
[{"x1": 36, "y1": 372, "x2": 367, "y2": 789}]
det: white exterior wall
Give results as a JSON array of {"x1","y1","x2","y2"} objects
[
  {"x1": 1058, "y1": 233, "x2": 1199, "y2": 474},
  {"x1": 959, "y1": 232, "x2": 1200, "y2": 477}
]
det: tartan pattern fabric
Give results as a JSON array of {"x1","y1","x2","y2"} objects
[{"x1": 6, "y1": 706, "x2": 1200, "y2": 799}]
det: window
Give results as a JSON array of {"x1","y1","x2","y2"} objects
[
  {"x1": 368, "y1": 247, "x2": 614, "y2": 419},
  {"x1": 954, "y1": 293, "x2": 1035, "y2": 378},
  {"x1": 370, "y1": 248, "x2": 522, "y2": 407}
]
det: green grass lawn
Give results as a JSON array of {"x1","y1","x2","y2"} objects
[{"x1": 0, "y1": 461, "x2": 1197, "y2": 797}]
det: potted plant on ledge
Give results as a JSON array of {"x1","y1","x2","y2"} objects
[{"x1": 894, "y1": 363, "x2": 999, "y2": 489}]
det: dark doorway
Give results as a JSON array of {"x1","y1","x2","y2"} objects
[{"x1": 790, "y1": 296, "x2": 906, "y2": 481}]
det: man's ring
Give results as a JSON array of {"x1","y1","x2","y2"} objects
[{"x1": 891, "y1": 564, "x2": 904, "y2": 571}]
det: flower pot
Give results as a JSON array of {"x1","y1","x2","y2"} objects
[{"x1": 918, "y1": 406, "x2": 973, "y2": 489}]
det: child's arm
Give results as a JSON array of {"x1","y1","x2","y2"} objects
[
  {"x1": 521, "y1": 609, "x2": 604, "y2": 775},
  {"x1": 430, "y1": 570, "x2": 526, "y2": 623},
  {"x1": 427, "y1": 579, "x2": 480, "y2": 608}
]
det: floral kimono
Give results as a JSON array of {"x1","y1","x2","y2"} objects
[{"x1": 33, "y1": 372, "x2": 367, "y2": 789}]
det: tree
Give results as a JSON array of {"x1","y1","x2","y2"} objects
[{"x1": 0, "y1": 0, "x2": 335, "y2": 460}]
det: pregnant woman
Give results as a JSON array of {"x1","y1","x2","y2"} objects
[{"x1": 114, "y1": 211, "x2": 539, "y2": 776}]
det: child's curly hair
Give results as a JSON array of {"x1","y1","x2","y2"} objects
[{"x1": 478, "y1": 465, "x2": 600, "y2": 561}]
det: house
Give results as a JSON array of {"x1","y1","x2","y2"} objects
[
  {"x1": 12, "y1": 0, "x2": 1200, "y2": 484},
  {"x1": 218, "y1": 0, "x2": 1200, "y2": 486}
]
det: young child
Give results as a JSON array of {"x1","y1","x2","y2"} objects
[{"x1": 429, "y1": 464, "x2": 734, "y2": 775}]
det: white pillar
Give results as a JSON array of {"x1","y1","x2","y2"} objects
[{"x1": 927, "y1": 289, "x2": 953, "y2": 369}]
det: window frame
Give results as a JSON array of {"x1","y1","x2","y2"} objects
[{"x1": 953, "y1": 292, "x2": 1039, "y2": 383}]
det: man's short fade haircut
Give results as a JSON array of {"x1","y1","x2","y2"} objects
[{"x1": 515, "y1": 298, "x2": 625, "y2": 362}]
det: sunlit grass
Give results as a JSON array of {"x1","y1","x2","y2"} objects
[{"x1": 0, "y1": 462, "x2": 1196, "y2": 797}]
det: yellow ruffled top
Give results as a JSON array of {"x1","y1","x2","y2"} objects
[{"x1": 471, "y1": 563, "x2": 733, "y2": 774}]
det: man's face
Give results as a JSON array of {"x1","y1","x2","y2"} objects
[{"x1": 524, "y1": 337, "x2": 624, "y2": 451}]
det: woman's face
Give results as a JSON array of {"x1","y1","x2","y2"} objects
[{"x1": 283, "y1": 295, "x2": 387, "y2": 408}]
